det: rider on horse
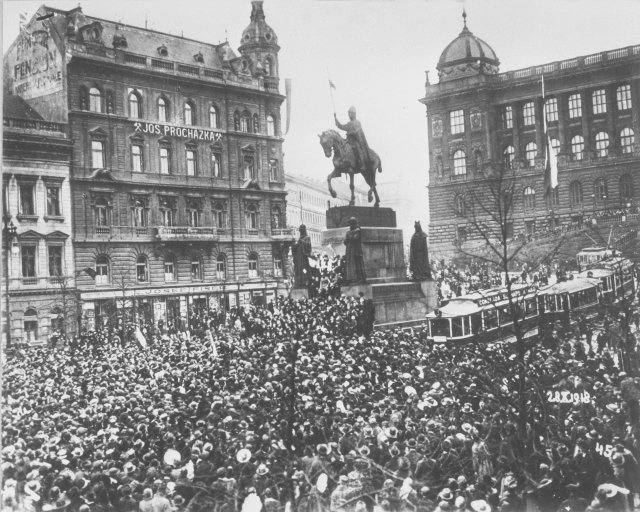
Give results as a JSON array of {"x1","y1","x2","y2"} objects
[{"x1": 334, "y1": 106, "x2": 373, "y2": 179}]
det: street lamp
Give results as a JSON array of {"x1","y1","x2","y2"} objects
[{"x1": 3, "y1": 219, "x2": 18, "y2": 348}]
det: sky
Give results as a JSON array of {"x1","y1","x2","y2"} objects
[{"x1": 3, "y1": 0, "x2": 640, "y2": 231}]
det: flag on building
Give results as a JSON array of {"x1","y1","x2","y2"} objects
[
  {"x1": 19, "y1": 12, "x2": 29, "y2": 32},
  {"x1": 328, "y1": 79, "x2": 336, "y2": 90},
  {"x1": 542, "y1": 76, "x2": 558, "y2": 198},
  {"x1": 285, "y1": 78, "x2": 292, "y2": 135}
]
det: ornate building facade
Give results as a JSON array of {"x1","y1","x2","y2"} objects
[
  {"x1": 3, "y1": 96, "x2": 74, "y2": 345},
  {"x1": 422, "y1": 15, "x2": 640, "y2": 256},
  {"x1": 4, "y1": 1, "x2": 291, "y2": 331}
]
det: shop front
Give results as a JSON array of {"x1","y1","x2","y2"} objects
[{"x1": 81, "y1": 281, "x2": 284, "y2": 331}]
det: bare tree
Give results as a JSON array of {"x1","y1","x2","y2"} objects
[{"x1": 457, "y1": 168, "x2": 566, "y2": 452}]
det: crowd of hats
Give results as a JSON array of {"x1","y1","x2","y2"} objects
[{"x1": 2, "y1": 292, "x2": 640, "y2": 512}]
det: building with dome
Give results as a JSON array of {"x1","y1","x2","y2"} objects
[
  {"x1": 3, "y1": 1, "x2": 292, "y2": 340},
  {"x1": 422, "y1": 12, "x2": 640, "y2": 257}
]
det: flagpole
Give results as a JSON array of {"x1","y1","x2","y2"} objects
[{"x1": 327, "y1": 68, "x2": 336, "y2": 116}]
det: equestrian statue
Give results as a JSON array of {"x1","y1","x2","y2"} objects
[{"x1": 319, "y1": 106, "x2": 382, "y2": 207}]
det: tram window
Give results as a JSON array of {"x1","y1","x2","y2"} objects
[
  {"x1": 547, "y1": 296, "x2": 557, "y2": 312},
  {"x1": 562, "y1": 295, "x2": 569, "y2": 311},
  {"x1": 483, "y1": 310, "x2": 498, "y2": 330},
  {"x1": 452, "y1": 317, "x2": 464, "y2": 337},
  {"x1": 524, "y1": 299, "x2": 538, "y2": 317},
  {"x1": 430, "y1": 318, "x2": 451, "y2": 337},
  {"x1": 470, "y1": 313, "x2": 482, "y2": 334},
  {"x1": 499, "y1": 307, "x2": 513, "y2": 325},
  {"x1": 602, "y1": 278, "x2": 609, "y2": 291}
]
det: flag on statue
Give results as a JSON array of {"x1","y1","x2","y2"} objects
[{"x1": 328, "y1": 79, "x2": 336, "y2": 90}]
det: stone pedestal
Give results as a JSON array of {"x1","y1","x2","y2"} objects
[
  {"x1": 289, "y1": 287, "x2": 309, "y2": 300},
  {"x1": 322, "y1": 206, "x2": 437, "y2": 328}
]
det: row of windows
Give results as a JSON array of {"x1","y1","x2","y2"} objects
[
  {"x1": 452, "y1": 175, "x2": 634, "y2": 216},
  {"x1": 94, "y1": 252, "x2": 280, "y2": 284},
  {"x1": 18, "y1": 244, "x2": 65, "y2": 279},
  {"x1": 6, "y1": 183, "x2": 63, "y2": 218},
  {"x1": 90, "y1": 140, "x2": 280, "y2": 181},
  {"x1": 94, "y1": 197, "x2": 285, "y2": 230},
  {"x1": 500, "y1": 128, "x2": 635, "y2": 169},
  {"x1": 500, "y1": 85, "x2": 633, "y2": 129},
  {"x1": 82, "y1": 87, "x2": 278, "y2": 135},
  {"x1": 443, "y1": 127, "x2": 635, "y2": 176}
]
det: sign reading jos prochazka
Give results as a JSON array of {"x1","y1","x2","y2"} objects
[{"x1": 134, "y1": 121, "x2": 223, "y2": 142}]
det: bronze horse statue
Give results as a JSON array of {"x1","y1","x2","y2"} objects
[{"x1": 318, "y1": 129, "x2": 382, "y2": 207}]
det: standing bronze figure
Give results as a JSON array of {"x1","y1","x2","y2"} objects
[
  {"x1": 409, "y1": 221, "x2": 432, "y2": 280},
  {"x1": 344, "y1": 217, "x2": 366, "y2": 284},
  {"x1": 292, "y1": 224, "x2": 312, "y2": 288}
]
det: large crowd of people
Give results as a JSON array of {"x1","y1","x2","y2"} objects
[{"x1": 3, "y1": 277, "x2": 640, "y2": 512}]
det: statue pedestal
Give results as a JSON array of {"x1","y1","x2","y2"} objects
[
  {"x1": 322, "y1": 206, "x2": 437, "y2": 328},
  {"x1": 289, "y1": 287, "x2": 309, "y2": 300}
]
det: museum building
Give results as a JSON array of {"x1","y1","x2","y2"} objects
[
  {"x1": 422, "y1": 14, "x2": 640, "y2": 256},
  {"x1": 3, "y1": 1, "x2": 292, "y2": 332}
]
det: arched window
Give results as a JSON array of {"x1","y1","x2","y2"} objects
[
  {"x1": 91, "y1": 140, "x2": 105, "y2": 169},
  {"x1": 453, "y1": 150, "x2": 466, "y2": 175},
  {"x1": 620, "y1": 128, "x2": 635, "y2": 154},
  {"x1": 216, "y1": 254, "x2": 227, "y2": 280},
  {"x1": 136, "y1": 255, "x2": 148, "y2": 282},
  {"x1": 594, "y1": 178, "x2": 608, "y2": 201},
  {"x1": 184, "y1": 101, "x2": 195, "y2": 125},
  {"x1": 241, "y1": 112, "x2": 251, "y2": 133},
  {"x1": 264, "y1": 57, "x2": 272, "y2": 76},
  {"x1": 95, "y1": 197, "x2": 109, "y2": 227},
  {"x1": 595, "y1": 132, "x2": 609, "y2": 158},
  {"x1": 619, "y1": 174, "x2": 633, "y2": 203},
  {"x1": 454, "y1": 194, "x2": 466, "y2": 217},
  {"x1": 129, "y1": 91, "x2": 141, "y2": 119},
  {"x1": 164, "y1": 254, "x2": 176, "y2": 282},
  {"x1": 23, "y1": 308, "x2": 38, "y2": 344},
  {"x1": 569, "y1": 181, "x2": 583, "y2": 206},
  {"x1": 245, "y1": 203, "x2": 259, "y2": 230},
  {"x1": 89, "y1": 87, "x2": 102, "y2": 112},
  {"x1": 248, "y1": 253, "x2": 259, "y2": 278},
  {"x1": 158, "y1": 97, "x2": 169, "y2": 122},
  {"x1": 191, "y1": 256, "x2": 202, "y2": 281},
  {"x1": 571, "y1": 135, "x2": 584, "y2": 161},
  {"x1": 266, "y1": 115, "x2": 276, "y2": 136},
  {"x1": 96, "y1": 255, "x2": 109, "y2": 285},
  {"x1": 503, "y1": 145, "x2": 515, "y2": 169},
  {"x1": 525, "y1": 142, "x2": 537, "y2": 167},
  {"x1": 523, "y1": 186, "x2": 536, "y2": 209},
  {"x1": 209, "y1": 105, "x2": 219, "y2": 129}
]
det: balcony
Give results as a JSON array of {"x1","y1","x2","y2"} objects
[
  {"x1": 155, "y1": 226, "x2": 219, "y2": 242},
  {"x1": 271, "y1": 227, "x2": 295, "y2": 240},
  {"x1": 81, "y1": 226, "x2": 154, "y2": 241}
]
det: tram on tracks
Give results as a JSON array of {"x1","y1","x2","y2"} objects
[{"x1": 425, "y1": 255, "x2": 635, "y2": 343}]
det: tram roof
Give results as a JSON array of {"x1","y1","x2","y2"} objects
[
  {"x1": 538, "y1": 277, "x2": 600, "y2": 295},
  {"x1": 576, "y1": 268, "x2": 614, "y2": 279}
]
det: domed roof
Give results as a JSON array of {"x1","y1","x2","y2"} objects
[
  {"x1": 240, "y1": 0, "x2": 278, "y2": 48},
  {"x1": 437, "y1": 12, "x2": 499, "y2": 82}
]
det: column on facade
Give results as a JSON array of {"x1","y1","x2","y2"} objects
[
  {"x1": 557, "y1": 93, "x2": 568, "y2": 156},
  {"x1": 580, "y1": 91, "x2": 591, "y2": 157},
  {"x1": 535, "y1": 96, "x2": 544, "y2": 164},
  {"x1": 606, "y1": 84, "x2": 616, "y2": 151},
  {"x1": 511, "y1": 102, "x2": 521, "y2": 164},
  {"x1": 631, "y1": 79, "x2": 640, "y2": 146}
]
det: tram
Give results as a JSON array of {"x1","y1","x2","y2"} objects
[
  {"x1": 576, "y1": 247, "x2": 615, "y2": 268},
  {"x1": 426, "y1": 284, "x2": 539, "y2": 343},
  {"x1": 577, "y1": 256, "x2": 635, "y2": 301},
  {"x1": 537, "y1": 276, "x2": 601, "y2": 321}
]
